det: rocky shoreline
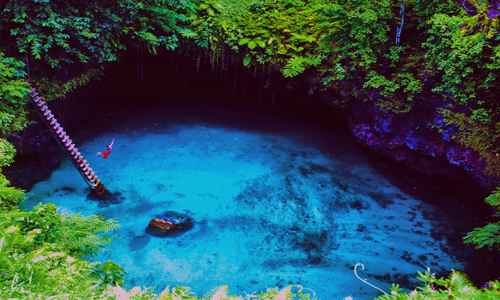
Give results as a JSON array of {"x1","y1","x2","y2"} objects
[
  {"x1": 6, "y1": 49, "x2": 499, "y2": 193},
  {"x1": 347, "y1": 98, "x2": 498, "y2": 191}
]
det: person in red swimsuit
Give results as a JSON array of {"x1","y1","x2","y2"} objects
[{"x1": 97, "y1": 138, "x2": 115, "y2": 159}]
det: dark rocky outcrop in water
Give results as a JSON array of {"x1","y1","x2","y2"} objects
[
  {"x1": 146, "y1": 211, "x2": 193, "y2": 237},
  {"x1": 347, "y1": 98, "x2": 499, "y2": 190}
]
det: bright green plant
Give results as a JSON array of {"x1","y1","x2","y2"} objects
[
  {"x1": 376, "y1": 270, "x2": 500, "y2": 299},
  {"x1": 0, "y1": 0, "x2": 197, "y2": 102},
  {"x1": 0, "y1": 51, "x2": 30, "y2": 135},
  {"x1": 0, "y1": 174, "x2": 24, "y2": 210},
  {"x1": 0, "y1": 1, "x2": 499, "y2": 299},
  {"x1": 470, "y1": 108, "x2": 491, "y2": 125},
  {"x1": 0, "y1": 139, "x2": 16, "y2": 170},
  {"x1": 440, "y1": 109, "x2": 500, "y2": 177},
  {"x1": 423, "y1": 12, "x2": 497, "y2": 104},
  {"x1": 93, "y1": 260, "x2": 126, "y2": 287},
  {"x1": 0, "y1": 51, "x2": 29, "y2": 211},
  {"x1": 1, "y1": 0, "x2": 196, "y2": 70},
  {"x1": 464, "y1": 188, "x2": 500, "y2": 249},
  {"x1": 0, "y1": 203, "x2": 120, "y2": 299}
]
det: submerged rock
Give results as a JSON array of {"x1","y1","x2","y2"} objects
[
  {"x1": 146, "y1": 211, "x2": 193, "y2": 237},
  {"x1": 129, "y1": 234, "x2": 151, "y2": 251}
]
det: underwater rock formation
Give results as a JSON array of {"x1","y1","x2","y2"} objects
[{"x1": 146, "y1": 211, "x2": 193, "y2": 237}]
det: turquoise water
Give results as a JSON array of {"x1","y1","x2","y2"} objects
[{"x1": 24, "y1": 108, "x2": 462, "y2": 299}]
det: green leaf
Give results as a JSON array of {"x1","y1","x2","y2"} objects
[
  {"x1": 248, "y1": 40, "x2": 257, "y2": 49},
  {"x1": 238, "y1": 38, "x2": 250, "y2": 46},
  {"x1": 243, "y1": 54, "x2": 252, "y2": 66}
]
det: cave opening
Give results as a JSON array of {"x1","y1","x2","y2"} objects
[{"x1": 7, "y1": 49, "x2": 498, "y2": 294}]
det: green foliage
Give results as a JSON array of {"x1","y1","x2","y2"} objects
[
  {"x1": 158, "y1": 286, "x2": 198, "y2": 300},
  {"x1": 440, "y1": 109, "x2": 500, "y2": 177},
  {"x1": 282, "y1": 55, "x2": 322, "y2": 78},
  {"x1": 470, "y1": 108, "x2": 491, "y2": 125},
  {"x1": 196, "y1": 0, "x2": 393, "y2": 78},
  {"x1": 0, "y1": 174, "x2": 24, "y2": 210},
  {"x1": 464, "y1": 222, "x2": 500, "y2": 250},
  {"x1": 423, "y1": 12, "x2": 497, "y2": 104},
  {"x1": 0, "y1": 203, "x2": 120, "y2": 299},
  {"x1": 152, "y1": 285, "x2": 316, "y2": 300},
  {"x1": 194, "y1": 0, "x2": 499, "y2": 172},
  {"x1": 0, "y1": 1, "x2": 499, "y2": 298},
  {"x1": 364, "y1": 71, "x2": 400, "y2": 97},
  {"x1": 464, "y1": 188, "x2": 500, "y2": 249},
  {"x1": 376, "y1": 270, "x2": 500, "y2": 299},
  {"x1": 386, "y1": 46, "x2": 403, "y2": 63},
  {"x1": 0, "y1": 0, "x2": 196, "y2": 70},
  {"x1": 485, "y1": 188, "x2": 500, "y2": 208},
  {"x1": 364, "y1": 71, "x2": 422, "y2": 113},
  {"x1": 93, "y1": 260, "x2": 126, "y2": 287},
  {"x1": 0, "y1": 138, "x2": 16, "y2": 169},
  {"x1": 0, "y1": 51, "x2": 30, "y2": 135},
  {"x1": 34, "y1": 68, "x2": 103, "y2": 101},
  {"x1": 0, "y1": 52, "x2": 28, "y2": 212},
  {"x1": 0, "y1": 0, "x2": 198, "y2": 101}
]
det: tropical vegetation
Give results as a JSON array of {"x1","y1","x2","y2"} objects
[{"x1": 0, "y1": 0, "x2": 499, "y2": 299}]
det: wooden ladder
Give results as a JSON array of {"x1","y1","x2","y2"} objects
[{"x1": 30, "y1": 88, "x2": 108, "y2": 196}]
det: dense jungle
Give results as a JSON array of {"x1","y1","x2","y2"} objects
[{"x1": 0, "y1": 0, "x2": 499, "y2": 299}]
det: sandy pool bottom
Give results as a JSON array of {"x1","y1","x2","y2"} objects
[{"x1": 24, "y1": 115, "x2": 462, "y2": 299}]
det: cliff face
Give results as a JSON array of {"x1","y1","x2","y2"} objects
[
  {"x1": 6, "y1": 117, "x2": 61, "y2": 189},
  {"x1": 7, "y1": 49, "x2": 499, "y2": 192},
  {"x1": 346, "y1": 97, "x2": 498, "y2": 190},
  {"x1": 10, "y1": 88, "x2": 499, "y2": 192}
]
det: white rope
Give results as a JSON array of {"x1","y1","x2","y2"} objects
[
  {"x1": 353, "y1": 263, "x2": 388, "y2": 295},
  {"x1": 241, "y1": 263, "x2": 387, "y2": 299}
]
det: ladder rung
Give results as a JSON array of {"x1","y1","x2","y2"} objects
[{"x1": 32, "y1": 88, "x2": 107, "y2": 194}]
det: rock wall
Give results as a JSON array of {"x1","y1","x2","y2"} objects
[
  {"x1": 7, "y1": 50, "x2": 499, "y2": 192},
  {"x1": 347, "y1": 97, "x2": 498, "y2": 191}
]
